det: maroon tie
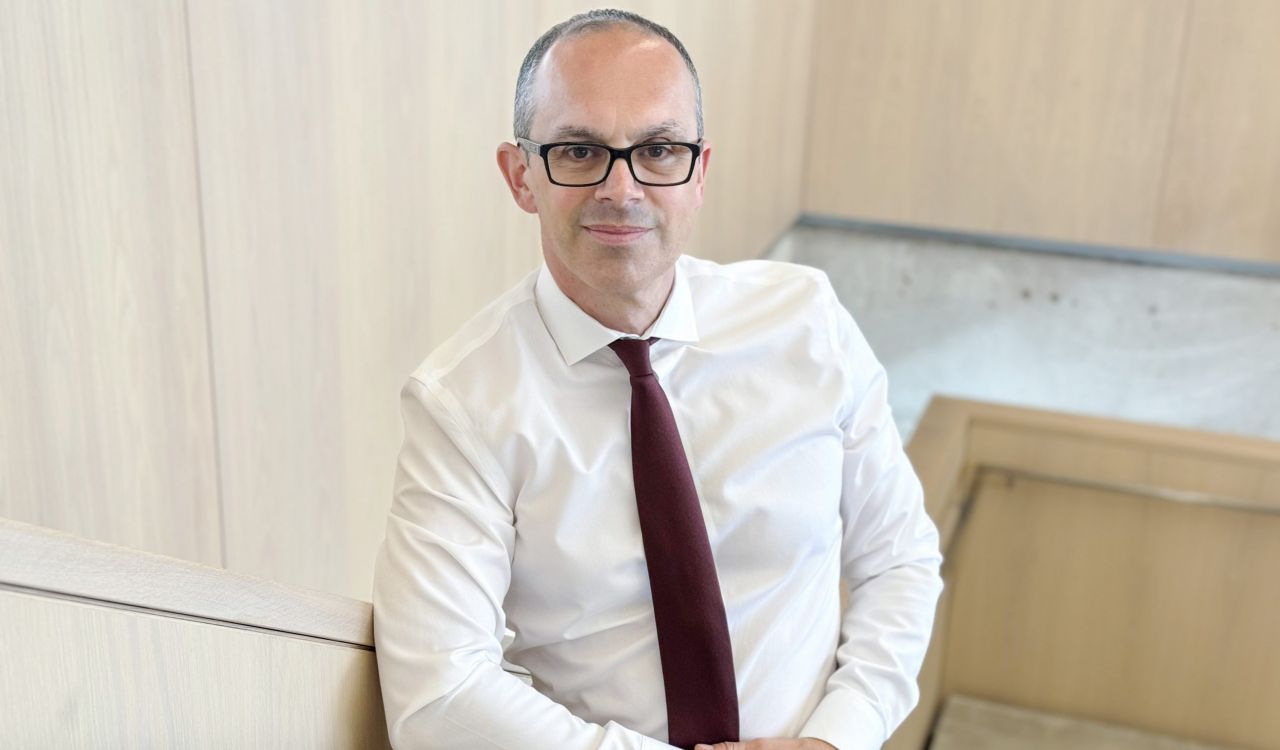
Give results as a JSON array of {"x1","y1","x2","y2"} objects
[{"x1": 609, "y1": 337, "x2": 739, "y2": 749}]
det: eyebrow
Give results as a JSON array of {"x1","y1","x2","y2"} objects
[{"x1": 550, "y1": 119, "x2": 688, "y2": 143}]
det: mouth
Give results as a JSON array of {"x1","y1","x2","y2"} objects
[{"x1": 583, "y1": 225, "x2": 651, "y2": 245}]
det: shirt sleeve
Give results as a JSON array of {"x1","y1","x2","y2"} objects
[
  {"x1": 372, "y1": 376, "x2": 676, "y2": 750},
  {"x1": 797, "y1": 281, "x2": 946, "y2": 750}
]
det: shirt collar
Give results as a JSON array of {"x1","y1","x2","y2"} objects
[{"x1": 534, "y1": 255, "x2": 700, "y2": 367}]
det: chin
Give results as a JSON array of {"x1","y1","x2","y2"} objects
[
  {"x1": 584, "y1": 265, "x2": 646, "y2": 294},
  {"x1": 549, "y1": 232, "x2": 675, "y2": 293},
  {"x1": 580, "y1": 257, "x2": 659, "y2": 294}
]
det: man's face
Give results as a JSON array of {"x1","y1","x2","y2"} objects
[{"x1": 499, "y1": 28, "x2": 710, "y2": 305}]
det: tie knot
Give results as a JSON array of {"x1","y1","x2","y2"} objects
[{"x1": 609, "y1": 337, "x2": 656, "y2": 378}]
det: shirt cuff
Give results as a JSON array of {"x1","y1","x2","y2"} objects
[{"x1": 798, "y1": 689, "x2": 887, "y2": 750}]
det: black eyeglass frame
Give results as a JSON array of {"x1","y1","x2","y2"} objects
[{"x1": 516, "y1": 137, "x2": 704, "y2": 187}]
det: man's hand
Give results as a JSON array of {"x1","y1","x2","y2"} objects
[{"x1": 694, "y1": 739, "x2": 837, "y2": 750}]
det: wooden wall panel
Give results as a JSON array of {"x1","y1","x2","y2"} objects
[
  {"x1": 0, "y1": 587, "x2": 388, "y2": 748},
  {"x1": 186, "y1": 0, "x2": 814, "y2": 598},
  {"x1": 903, "y1": 396, "x2": 1280, "y2": 749},
  {"x1": 186, "y1": 0, "x2": 491, "y2": 599},
  {"x1": 1155, "y1": 0, "x2": 1280, "y2": 263},
  {"x1": 967, "y1": 420, "x2": 1280, "y2": 510},
  {"x1": 0, "y1": 518, "x2": 384, "y2": 746},
  {"x1": 804, "y1": 0, "x2": 1189, "y2": 250},
  {"x1": 0, "y1": 0, "x2": 221, "y2": 564},
  {"x1": 942, "y1": 472, "x2": 1280, "y2": 749},
  {"x1": 680, "y1": 0, "x2": 816, "y2": 263},
  {"x1": 805, "y1": 0, "x2": 1280, "y2": 265}
]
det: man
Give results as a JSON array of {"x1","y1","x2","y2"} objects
[{"x1": 372, "y1": 9, "x2": 943, "y2": 750}]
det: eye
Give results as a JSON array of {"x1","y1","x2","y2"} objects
[
  {"x1": 566, "y1": 146, "x2": 595, "y2": 160},
  {"x1": 642, "y1": 145, "x2": 672, "y2": 159}
]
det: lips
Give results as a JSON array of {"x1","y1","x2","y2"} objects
[{"x1": 583, "y1": 225, "x2": 651, "y2": 245}]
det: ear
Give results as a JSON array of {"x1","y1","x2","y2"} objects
[
  {"x1": 496, "y1": 142, "x2": 539, "y2": 214},
  {"x1": 692, "y1": 138, "x2": 712, "y2": 206}
]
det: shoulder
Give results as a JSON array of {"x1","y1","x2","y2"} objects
[
  {"x1": 681, "y1": 253, "x2": 835, "y2": 295},
  {"x1": 403, "y1": 266, "x2": 548, "y2": 438},
  {"x1": 397, "y1": 267, "x2": 545, "y2": 493},
  {"x1": 681, "y1": 254, "x2": 845, "y2": 340},
  {"x1": 409, "y1": 266, "x2": 542, "y2": 387}
]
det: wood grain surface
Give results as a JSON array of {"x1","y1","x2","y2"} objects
[
  {"x1": 0, "y1": 0, "x2": 222, "y2": 565},
  {"x1": 184, "y1": 0, "x2": 817, "y2": 598},
  {"x1": 944, "y1": 471, "x2": 1279, "y2": 748},
  {"x1": 804, "y1": 0, "x2": 1280, "y2": 263},
  {"x1": 0, "y1": 587, "x2": 389, "y2": 748},
  {"x1": 898, "y1": 396, "x2": 1280, "y2": 749}
]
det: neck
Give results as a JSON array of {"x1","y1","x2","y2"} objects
[{"x1": 546, "y1": 258, "x2": 675, "y2": 336}]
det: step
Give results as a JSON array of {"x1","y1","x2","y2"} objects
[{"x1": 930, "y1": 695, "x2": 1236, "y2": 750}]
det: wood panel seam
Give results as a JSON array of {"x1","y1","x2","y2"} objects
[
  {"x1": 968, "y1": 414, "x2": 1280, "y2": 464},
  {"x1": 976, "y1": 465, "x2": 1279, "y2": 516},
  {"x1": 0, "y1": 581, "x2": 373, "y2": 651},
  {"x1": 180, "y1": 0, "x2": 228, "y2": 569},
  {"x1": 1151, "y1": 0, "x2": 1197, "y2": 248},
  {"x1": 797, "y1": 0, "x2": 825, "y2": 212}
]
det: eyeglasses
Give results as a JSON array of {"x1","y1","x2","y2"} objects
[{"x1": 517, "y1": 137, "x2": 703, "y2": 187}]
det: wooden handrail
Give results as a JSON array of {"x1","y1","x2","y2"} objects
[{"x1": 0, "y1": 516, "x2": 373, "y2": 649}]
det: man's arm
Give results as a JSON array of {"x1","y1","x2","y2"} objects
[
  {"x1": 797, "y1": 285, "x2": 946, "y2": 750},
  {"x1": 372, "y1": 376, "x2": 675, "y2": 750}
]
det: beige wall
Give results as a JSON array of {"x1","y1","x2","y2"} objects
[
  {"x1": 805, "y1": 0, "x2": 1280, "y2": 265},
  {"x1": 5, "y1": 0, "x2": 1275, "y2": 603},
  {"x1": 0, "y1": 0, "x2": 223, "y2": 566},
  {"x1": 0, "y1": 0, "x2": 815, "y2": 599}
]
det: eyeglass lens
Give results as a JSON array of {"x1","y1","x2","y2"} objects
[{"x1": 546, "y1": 144, "x2": 695, "y2": 185}]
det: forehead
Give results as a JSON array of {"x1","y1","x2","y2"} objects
[{"x1": 532, "y1": 27, "x2": 697, "y2": 142}]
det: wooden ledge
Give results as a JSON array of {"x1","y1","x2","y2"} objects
[{"x1": 0, "y1": 517, "x2": 373, "y2": 649}]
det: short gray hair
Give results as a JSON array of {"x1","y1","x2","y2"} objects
[{"x1": 513, "y1": 8, "x2": 703, "y2": 141}]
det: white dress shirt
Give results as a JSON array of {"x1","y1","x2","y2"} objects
[{"x1": 372, "y1": 254, "x2": 944, "y2": 750}]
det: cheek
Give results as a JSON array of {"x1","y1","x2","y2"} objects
[
  {"x1": 653, "y1": 195, "x2": 693, "y2": 232},
  {"x1": 546, "y1": 194, "x2": 584, "y2": 232},
  {"x1": 532, "y1": 196, "x2": 571, "y2": 239}
]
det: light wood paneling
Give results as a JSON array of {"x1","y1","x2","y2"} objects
[
  {"x1": 0, "y1": 516, "x2": 385, "y2": 746},
  {"x1": 1155, "y1": 0, "x2": 1280, "y2": 263},
  {"x1": 932, "y1": 694, "x2": 1233, "y2": 750},
  {"x1": 803, "y1": 0, "x2": 1182, "y2": 249},
  {"x1": 0, "y1": 0, "x2": 221, "y2": 563},
  {"x1": 805, "y1": 0, "x2": 1280, "y2": 264},
  {"x1": 943, "y1": 472, "x2": 1280, "y2": 749},
  {"x1": 186, "y1": 0, "x2": 815, "y2": 599},
  {"x1": 902, "y1": 396, "x2": 1280, "y2": 749},
  {"x1": 804, "y1": 0, "x2": 1189, "y2": 250},
  {"x1": 186, "y1": 0, "x2": 509, "y2": 599},
  {"x1": 0, "y1": 517, "x2": 372, "y2": 647},
  {"x1": 681, "y1": 0, "x2": 815, "y2": 263},
  {"x1": 966, "y1": 420, "x2": 1280, "y2": 510},
  {"x1": 915, "y1": 398, "x2": 1280, "y2": 512},
  {"x1": 0, "y1": 589, "x2": 388, "y2": 748}
]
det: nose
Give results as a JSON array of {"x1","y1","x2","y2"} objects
[{"x1": 593, "y1": 154, "x2": 645, "y2": 203}]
